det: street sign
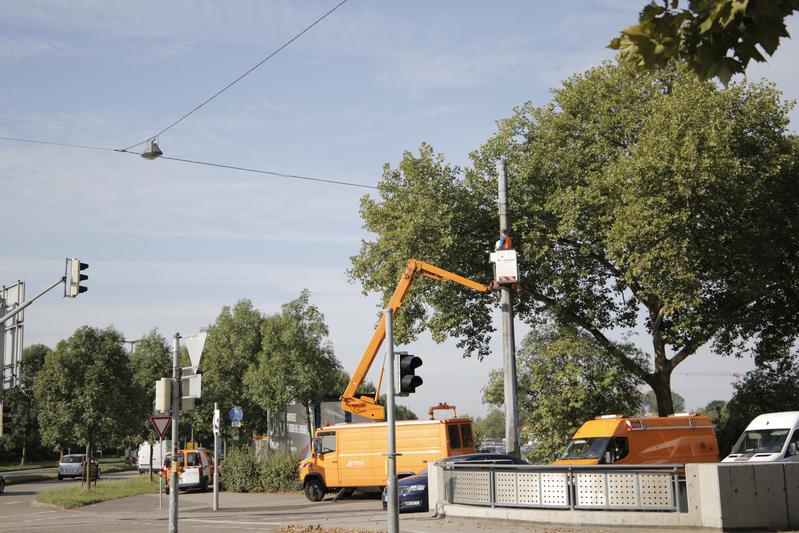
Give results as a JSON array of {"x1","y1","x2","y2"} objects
[
  {"x1": 184, "y1": 332, "x2": 207, "y2": 368},
  {"x1": 213, "y1": 408, "x2": 220, "y2": 436},
  {"x1": 231, "y1": 420, "x2": 241, "y2": 428},
  {"x1": 229, "y1": 406, "x2": 243, "y2": 422},
  {"x1": 150, "y1": 415, "x2": 172, "y2": 438}
]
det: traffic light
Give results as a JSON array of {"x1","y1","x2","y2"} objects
[
  {"x1": 64, "y1": 258, "x2": 89, "y2": 297},
  {"x1": 395, "y1": 351, "x2": 423, "y2": 396},
  {"x1": 155, "y1": 378, "x2": 171, "y2": 413}
]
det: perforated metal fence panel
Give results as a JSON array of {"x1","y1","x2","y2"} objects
[{"x1": 444, "y1": 464, "x2": 680, "y2": 512}]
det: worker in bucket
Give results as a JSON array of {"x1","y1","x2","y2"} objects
[{"x1": 495, "y1": 229, "x2": 513, "y2": 250}]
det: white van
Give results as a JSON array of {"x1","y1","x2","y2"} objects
[
  {"x1": 723, "y1": 411, "x2": 799, "y2": 463},
  {"x1": 138, "y1": 440, "x2": 171, "y2": 473}
]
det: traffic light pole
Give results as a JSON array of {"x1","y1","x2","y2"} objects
[
  {"x1": 497, "y1": 160, "x2": 521, "y2": 459},
  {"x1": 0, "y1": 276, "x2": 64, "y2": 325},
  {"x1": 384, "y1": 309, "x2": 399, "y2": 533},
  {"x1": 169, "y1": 333, "x2": 181, "y2": 533}
]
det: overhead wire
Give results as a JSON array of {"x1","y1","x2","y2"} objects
[
  {"x1": 119, "y1": 0, "x2": 350, "y2": 152},
  {"x1": 0, "y1": 135, "x2": 117, "y2": 152},
  {"x1": 0, "y1": 134, "x2": 377, "y2": 190},
  {"x1": 159, "y1": 155, "x2": 377, "y2": 190}
]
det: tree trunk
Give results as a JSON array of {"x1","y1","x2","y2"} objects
[
  {"x1": 305, "y1": 402, "x2": 314, "y2": 444},
  {"x1": 83, "y1": 441, "x2": 90, "y2": 488},
  {"x1": 651, "y1": 371, "x2": 675, "y2": 417},
  {"x1": 20, "y1": 442, "x2": 26, "y2": 466}
]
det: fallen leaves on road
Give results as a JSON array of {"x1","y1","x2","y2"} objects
[{"x1": 280, "y1": 526, "x2": 386, "y2": 533}]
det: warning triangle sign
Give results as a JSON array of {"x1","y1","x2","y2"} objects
[{"x1": 151, "y1": 416, "x2": 172, "y2": 438}]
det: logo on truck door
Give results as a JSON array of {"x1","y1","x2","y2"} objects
[{"x1": 346, "y1": 460, "x2": 366, "y2": 468}]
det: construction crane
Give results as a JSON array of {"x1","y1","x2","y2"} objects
[
  {"x1": 681, "y1": 371, "x2": 745, "y2": 384},
  {"x1": 340, "y1": 259, "x2": 493, "y2": 421}
]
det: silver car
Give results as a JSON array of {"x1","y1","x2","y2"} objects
[{"x1": 57, "y1": 454, "x2": 100, "y2": 480}]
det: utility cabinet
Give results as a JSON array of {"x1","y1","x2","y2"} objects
[{"x1": 489, "y1": 249, "x2": 520, "y2": 285}]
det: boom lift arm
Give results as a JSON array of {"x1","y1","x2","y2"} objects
[{"x1": 341, "y1": 259, "x2": 492, "y2": 421}]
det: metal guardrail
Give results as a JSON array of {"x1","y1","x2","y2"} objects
[{"x1": 441, "y1": 463, "x2": 684, "y2": 512}]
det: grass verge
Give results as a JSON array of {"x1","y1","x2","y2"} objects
[{"x1": 36, "y1": 473, "x2": 159, "y2": 509}]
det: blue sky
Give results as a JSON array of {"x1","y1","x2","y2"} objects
[{"x1": 1, "y1": 1, "x2": 797, "y2": 420}]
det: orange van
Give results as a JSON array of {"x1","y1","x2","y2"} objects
[
  {"x1": 299, "y1": 417, "x2": 475, "y2": 501},
  {"x1": 554, "y1": 414, "x2": 719, "y2": 465}
]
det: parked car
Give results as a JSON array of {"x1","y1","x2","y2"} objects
[
  {"x1": 162, "y1": 447, "x2": 213, "y2": 494},
  {"x1": 57, "y1": 454, "x2": 100, "y2": 480},
  {"x1": 382, "y1": 453, "x2": 528, "y2": 513}
]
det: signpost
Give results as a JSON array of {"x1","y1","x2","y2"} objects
[
  {"x1": 229, "y1": 406, "x2": 243, "y2": 435},
  {"x1": 151, "y1": 416, "x2": 172, "y2": 510}
]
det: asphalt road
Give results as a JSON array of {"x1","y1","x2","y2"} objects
[{"x1": 1, "y1": 475, "x2": 726, "y2": 533}]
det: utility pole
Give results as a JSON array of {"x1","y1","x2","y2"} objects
[
  {"x1": 497, "y1": 160, "x2": 520, "y2": 458},
  {"x1": 384, "y1": 309, "x2": 399, "y2": 533},
  {"x1": 169, "y1": 333, "x2": 181, "y2": 533}
]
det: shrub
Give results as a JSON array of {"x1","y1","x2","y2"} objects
[
  {"x1": 221, "y1": 446, "x2": 300, "y2": 493},
  {"x1": 258, "y1": 449, "x2": 300, "y2": 491},
  {"x1": 220, "y1": 446, "x2": 260, "y2": 493}
]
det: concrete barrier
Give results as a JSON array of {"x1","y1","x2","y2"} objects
[{"x1": 429, "y1": 462, "x2": 799, "y2": 531}]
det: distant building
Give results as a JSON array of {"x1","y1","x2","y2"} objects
[{"x1": 252, "y1": 399, "x2": 370, "y2": 458}]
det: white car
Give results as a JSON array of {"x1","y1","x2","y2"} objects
[{"x1": 57, "y1": 454, "x2": 101, "y2": 480}]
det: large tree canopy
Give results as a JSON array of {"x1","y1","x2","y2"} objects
[
  {"x1": 351, "y1": 61, "x2": 799, "y2": 416},
  {"x1": 610, "y1": 0, "x2": 799, "y2": 84},
  {"x1": 1, "y1": 344, "x2": 49, "y2": 464},
  {"x1": 483, "y1": 325, "x2": 645, "y2": 462},
  {"x1": 245, "y1": 290, "x2": 342, "y2": 440},
  {"x1": 35, "y1": 326, "x2": 139, "y2": 454},
  {"x1": 129, "y1": 329, "x2": 171, "y2": 442},
  {"x1": 195, "y1": 299, "x2": 268, "y2": 438}
]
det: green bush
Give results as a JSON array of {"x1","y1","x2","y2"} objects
[
  {"x1": 221, "y1": 446, "x2": 300, "y2": 493},
  {"x1": 258, "y1": 449, "x2": 300, "y2": 491},
  {"x1": 220, "y1": 446, "x2": 260, "y2": 493}
]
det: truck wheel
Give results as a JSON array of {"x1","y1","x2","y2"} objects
[{"x1": 304, "y1": 478, "x2": 325, "y2": 502}]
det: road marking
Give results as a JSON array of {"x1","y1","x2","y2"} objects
[
  {"x1": 1, "y1": 500, "x2": 21, "y2": 505},
  {"x1": 182, "y1": 518, "x2": 286, "y2": 526}
]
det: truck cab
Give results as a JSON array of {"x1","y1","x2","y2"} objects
[{"x1": 723, "y1": 411, "x2": 799, "y2": 463}]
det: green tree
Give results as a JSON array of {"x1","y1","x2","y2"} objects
[
  {"x1": 245, "y1": 290, "x2": 343, "y2": 440},
  {"x1": 128, "y1": 329, "x2": 171, "y2": 441},
  {"x1": 1, "y1": 344, "x2": 49, "y2": 464},
  {"x1": 610, "y1": 0, "x2": 799, "y2": 84},
  {"x1": 698, "y1": 399, "x2": 727, "y2": 423},
  {"x1": 472, "y1": 408, "x2": 505, "y2": 442},
  {"x1": 351, "y1": 61, "x2": 799, "y2": 416},
  {"x1": 35, "y1": 326, "x2": 139, "y2": 484},
  {"x1": 640, "y1": 390, "x2": 685, "y2": 415},
  {"x1": 717, "y1": 355, "x2": 799, "y2": 455},
  {"x1": 483, "y1": 324, "x2": 644, "y2": 462},
  {"x1": 194, "y1": 300, "x2": 268, "y2": 440}
]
